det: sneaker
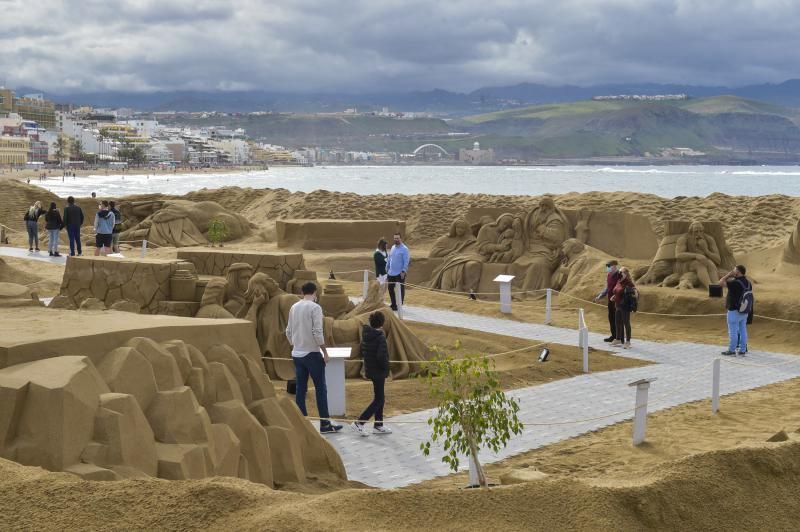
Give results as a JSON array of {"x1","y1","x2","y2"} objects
[
  {"x1": 48, "y1": 252, "x2": 53, "y2": 256},
  {"x1": 720, "y1": 350, "x2": 736, "y2": 356},
  {"x1": 390, "y1": 306, "x2": 398, "y2": 311},
  {"x1": 54, "y1": 253, "x2": 61, "y2": 257},
  {"x1": 372, "y1": 425, "x2": 392, "y2": 435},
  {"x1": 34, "y1": 248, "x2": 40, "y2": 252},
  {"x1": 603, "y1": 336, "x2": 615, "y2": 342},
  {"x1": 610, "y1": 339, "x2": 622, "y2": 346},
  {"x1": 737, "y1": 351, "x2": 747, "y2": 357},
  {"x1": 28, "y1": 248, "x2": 33, "y2": 252},
  {"x1": 320, "y1": 424, "x2": 343, "y2": 434},
  {"x1": 350, "y1": 422, "x2": 369, "y2": 437},
  {"x1": 623, "y1": 342, "x2": 631, "y2": 349}
]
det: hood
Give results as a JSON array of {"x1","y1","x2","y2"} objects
[
  {"x1": 362, "y1": 324, "x2": 383, "y2": 342},
  {"x1": 96, "y1": 210, "x2": 112, "y2": 219}
]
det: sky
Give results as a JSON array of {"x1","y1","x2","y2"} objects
[{"x1": 2, "y1": 0, "x2": 799, "y2": 94}]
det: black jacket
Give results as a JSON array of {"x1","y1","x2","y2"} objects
[
  {"x1": 44, "y1": 209, "x2": 63, "y2": 230},
  {"x1": 63, "y1": 204, "x2": 84, "y2": 227},
  {"x1": 361, "y1": 325, "x2": 389, "y2": 379},
  {"x1": 23, "y1": 207, "x2": 45, "y2": 222}
]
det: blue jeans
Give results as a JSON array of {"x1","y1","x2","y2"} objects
[
  {"x1": 727, "y1": 310, "x2": 748, "y2": 353},
  {"x1": 26, "y1": 220, "x2": 38, "y2": 249},
  {"x1": 293, "y1": 352, "x2": 331, "y2": 427},
  {"x1": 47, "y1": 229, "x2": 60, "y2": 254},
  {"x1": 66, "y1": 225, "x2": 82, "y2": 256}
]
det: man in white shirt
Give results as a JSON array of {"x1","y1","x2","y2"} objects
[{"x1": 285, "y1": 282, "x2": 343, "y2": 433}]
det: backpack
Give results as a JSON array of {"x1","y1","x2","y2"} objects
[
  {"x1": 737, "y1": 278, "x2": 754, "y2": 314},
  {"x1": 622, "y1": 285, "x2": 638, "y2": 312}
]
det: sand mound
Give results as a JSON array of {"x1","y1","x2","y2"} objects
[{"x1": 0, "y1": 439, "x2": 797, "y2": 530}]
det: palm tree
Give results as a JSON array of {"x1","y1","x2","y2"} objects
[
  {"x1": 55, "y1": 136, "x2": 66, "y2": 165},
  {"x1": 73, "y1": 139, "x2": 84, "y2": 161}
]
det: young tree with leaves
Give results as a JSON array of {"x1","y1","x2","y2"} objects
[{"x1": 421, "y1": 352, "x2": 523, "y2": 488}]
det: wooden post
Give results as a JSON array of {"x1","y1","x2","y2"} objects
[{"x1": 712, "y1": 358, "x2": 721, "y2": 414}]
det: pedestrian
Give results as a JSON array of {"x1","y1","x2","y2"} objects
[
  {"x1": 387, "y1": 232, "x2": 410, "y2": 311},
  {"x1": 63, "y1": 196, "x2": 84, "y2": 257},
  {"x1": 594, "y1": 259, "x2": 621, "y2": 342},
  {"x1": 374, "y1": 237, "x2": 388, "y2": 297},
  {"x1": 720, "y1": 265, "x2": 752, "y2": 356},
  {"x1": 93, "y1": 200, "x2": 115, "y2": 256},
  {"x1": 23, "y1": 201, "x2": 45, "y2": 252},
  {"x1": 285, "y1": 282, "x2": 343, "y2": 434},
  {"x1": 109, "y1": 200, "x2": 123, "y2": 253},
  {"x1": 351, "y1": 311, "x2": 393, "y2": 436},
  {"x1": 44, "y1": 202, "x2": 63, "y2": 257},
  {"x1": 610, "y1": 266, "x2": 638, "y2": 348}
]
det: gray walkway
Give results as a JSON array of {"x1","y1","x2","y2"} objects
[
  {"x1": 0, "y1": 245, "x2": 67, "y2": 265},
  {"x1": 327, "y1": 305, "x2": 800, "y2": 489}
]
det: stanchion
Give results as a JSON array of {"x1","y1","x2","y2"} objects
[
  {"x1": 140, "y1": 239, "x2": 148, "y2": 258},
  {"x1": 493, "y1": 274, "x2": 515, "y2": 314},
  {"x1": 578, "y1": 308, "x2": 589, "y2": 373},
  {"x1": 712, "y1": 358, "x2": 721, "y2": 414},
  {"x1": 628, "y1": 378, "x2": 657, "y2": 445},
  {"x1": 545, "y1": 288, "x2": 552, "y2": 325},
  {"x1": 395, "y1": 281, "x2": 404, "y2": 320},
  {"x1": 362, "y1": 270, "x2": 369, "y2": 299}
]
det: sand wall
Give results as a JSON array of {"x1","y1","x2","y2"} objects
[
  {"x1": 177, "y1": 249, "x2": 304, "y2": 288},
  {"x1": 276, "y1": 219, "x2": 405, "y2": 250}
]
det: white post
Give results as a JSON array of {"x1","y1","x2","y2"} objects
[
  {"x1": 362, "y1": 269, "x2": 369, "y2": 299},
  {"x1": 545, "y1": 288, "x2": 552, "y2": 325},
  {"x1": 582, "y1": 328, "x2": 589, "y2": 374},
  {"x1": 628, "y1": 378, "x2": 656, "y2": 446},
  {"x1": 468, "y1": 453, "x2": 480, "y2": 487},
  {"x1": 140, "y1": 239, "x2": 148, "y2": 258},
  {"x1": 578, "y1": 308, "x2": 586, "y2": 348},
  {"x1": 394, "y1": 281, "x2": 404, "y2": 320},
  {"x1": 712, "y1": 358, "x2": 721, "y2": 414},
  {"x1": 493, "y1": 275, "x2": 515, "y2": 314}
]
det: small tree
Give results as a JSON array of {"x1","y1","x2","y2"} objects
[
  {"x1": 207, "y1": 219, "x2": 228, "y2": 247},
  {"x1": 420, "y1": 353, "x2": 523, "y2": 488}
]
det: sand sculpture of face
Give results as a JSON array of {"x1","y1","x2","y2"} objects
[
  {"x1": 688, "y1": 221, "x2": 704, "y2": 237},
  {"x1": 561, "y1": 238, "x2": 585, "y2": 259},
  {"x1": 226, "y1": 263, "x2": 253, "y2": 293},
  {"x1": 200, "y1": 278, "x2": 227, "y2": 306},
  {"x1": 244, "y1": 272, "x2": 282, "y2": 304},
  {"x1": 497, "y1": 214, "x2": 514, "y2": 232},
  {"x1": 451, "y1": 219, "x2": 469, "y2": 238}
]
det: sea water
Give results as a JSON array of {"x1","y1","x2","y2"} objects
[{"x1": 36, "y1": 165, "x2": 800, "y2": 198}]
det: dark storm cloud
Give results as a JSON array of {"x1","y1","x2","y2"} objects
[{"x1": 2, "y1": 0, "x2": 800, "y2": 93}]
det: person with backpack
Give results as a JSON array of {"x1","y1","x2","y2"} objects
[
  {"x1": 351, "y1": 311, "x2": 393, "y2": 436},
  {"x1": 23, "y1": 201, "x2": 45, "y2": 252},
  {"x1": 109, "y1": 201, "x2": 123, "y2": 253},
  {"x1": 44, "y1": 202, "x2": 64, "y2": 257},
  {"x1": 63, "y1": 196, "x2": 84, "y2": 257},
  {"x1": 720, "y1": 265, "x2": 752, "y2": 356},
  {"x1": 610, "y1": 266, "x2": 638, "y2": 349}
]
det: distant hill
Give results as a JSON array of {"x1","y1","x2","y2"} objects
[{"x1": 461, "y1": 96, "x2": 800, "y2": 160}]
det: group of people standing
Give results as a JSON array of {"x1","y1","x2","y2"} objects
[
  {"x1": 22, "y1": 198, "x2": 124, "y2": 257},
  {"x1": 373, "y1": 232, "x2": 411, "y2": 311}
]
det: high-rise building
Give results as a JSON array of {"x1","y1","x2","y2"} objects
[{"x1": 0, "y1": 89, "x2": 57, "y2": 130}]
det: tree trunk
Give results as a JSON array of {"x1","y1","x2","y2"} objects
[{"x1": 467, "y1": 437, "x2": 487, "y2": 488}]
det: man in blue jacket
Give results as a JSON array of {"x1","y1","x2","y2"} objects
[
  {"x1": 387, "y1": 232, "x2": 410, "y2": 311},
  {"x1": 93, "y1": 200, "x2": 116, "y2": 256}
]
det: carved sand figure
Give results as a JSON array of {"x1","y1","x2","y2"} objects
[
  {"x1": 782, "y1": 218, "x2": 800, "y2": 264},
  {"x1": 195, "y1": 278, "x2": 235, "y2": 319},
  {"x1": 428, "y1": 213, "x2": 513, "y2": 293},
  {"x1": 512, "y1": 197, "x2": 570, "y2": 292},
  {"x1": 550, "y1": 239, "x2": 590, "y2": 292},
  {"x1": 673, "y1": 221, "x2": 722, "y2": 288},
  {"x1": 429, "y1": 218, "x2": 476, "y2": 258},
  {"x1": 490, "y1": 216, "x2": 525, "y2": 263},
  {"x1": 575, "y1": 209, "x2": 592, "y2": 244},
  {"x1": 224, "y1": 263, "x2": 254, "y2": 317},
  {"x1": 240, "y1": 273, "x2": 430, "y2": 380}
]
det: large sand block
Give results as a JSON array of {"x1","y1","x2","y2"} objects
[
  {"x1": 465, "y1": 207, "x2": 659, "y2": 260},
  {"x1": 276, "y1": 219, "x2": 405, "y2": 249},
  {"x1": 0, "y1": 308, "x2": 345, "y2": 485},
  {"x1": 177, "y1": 249, "x2": 304, "y2": 289}
]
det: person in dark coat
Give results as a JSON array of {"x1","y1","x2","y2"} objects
[
  {"x1": 63, "y1": 196, "x2": 84, "y2": 256},
  {"x1": 44, "y1": 202, "x2": 64, "y2": 257},
  {"x1": 351, "y1": 311, "x2": 393, "y2": 436}
]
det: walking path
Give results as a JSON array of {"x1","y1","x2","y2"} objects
[
  {"x1": 327, "y1": 305, "x2": 800, "y2": 489},
  {"x1": 0, "y1": 245, "x2": 67, "y2": 265}
]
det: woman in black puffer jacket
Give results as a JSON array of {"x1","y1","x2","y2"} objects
[
  {"x1": 44, "y1": 202, "x2": 64, "y2": 257},
  {"x1": 351, "y1": 311, "x2": 392, "y2": 436}
]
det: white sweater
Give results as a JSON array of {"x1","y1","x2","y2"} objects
[{"x1": 285, "y1": 299, "x2": 325, "y2": 357}]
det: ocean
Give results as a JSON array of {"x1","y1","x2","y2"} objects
[{"x1": 35, "y1": 165, "x2": 800, "y2": 198}]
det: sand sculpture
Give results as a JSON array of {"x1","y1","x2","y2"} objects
[
  {"x1": 782, "y1": 219, "x2": 800, "y2": 264},
  {"x1": 430, "y1": 198, "x2": 571, "y2": 294},
  {"x1": 224, "y1": 263, "x2": 254, "y2": 317},
  {"x1": 285, "y1": 270, "x2": 322, "y2": 296},
  {"x1": 550, "y1": 239, "x2": 591, "y2": 292},
  {"x1": 120, "y1": 200, "x2": 250, "y2": 248},
  {"x1": 276, "y1": 219, "x2": 405, "y2": 249},
  {"x1": 0, "y1": 337, "x2": 345, "y2": 485},
  {"x1": 208, "y1": 273, "x2": 430, "y2": 380},
  {"x1": 0, "y1": 282, "x2": 42, "y2": 308},
  {"x1": 638, "y1": 221, "x2": 737, "y2": 289},
  {"x1": 177, "y1": 249, "x2": 304, "y2": 289}
]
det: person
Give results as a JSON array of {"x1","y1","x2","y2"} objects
[
  {"x1": 23, "y1": 201, "x2": 45, "y2": 252},
  {"x1": 374, "y1": 238, "x2": 389, "y2": 298},
  {"x1": 93, "y1": 200, "x2": 115, "y2": 256},
  {"x1": 594, "y1": 260, "x2": 621, "y2": 342},
  {"x1": 351, "y1": 311, "x2": 392, "y2": 436},
  {"x1": 44, "y1": 202, "x2": 63, "y2": 257},
  {"x1": 610, "y1": 266, "x2": 638, "y2": 348},
  {"x1": 720, "y1": 265, "x2": 751, "y2": 356},
  {"x1": 387, "y1": 232, "x2": 410, "y2": 311},
  {"x1": 63, "y1": 196, "x2": 84, "y2": 257},
  {"x1": 109, "y1": 200, "x2": 123, "y2": 253},
  {"x1": 285, "y1": 282, "x2": 343, "y2": 434}
]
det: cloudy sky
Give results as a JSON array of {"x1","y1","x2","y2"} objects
[{"x1": 2, "y1": 0, "x2": 798, "y2": 93}]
